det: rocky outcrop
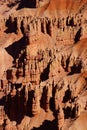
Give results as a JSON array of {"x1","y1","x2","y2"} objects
[{"x1": 0, "y1": 0, "x2": 87, "y2": 130}]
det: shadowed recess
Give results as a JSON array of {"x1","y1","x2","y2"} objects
[{"x1": 5, "y1": 37, "x2": 27, "y2": 60}]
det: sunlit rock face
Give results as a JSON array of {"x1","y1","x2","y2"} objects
[{"x1": 0, "y1": 0, "x2": 87, "y2": 130}]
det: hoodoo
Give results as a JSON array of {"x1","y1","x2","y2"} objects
[{"x1": 0, "y1": 0, "x2": 87, "y2": 130}]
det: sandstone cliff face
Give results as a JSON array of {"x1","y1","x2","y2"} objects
[{"x1": 0, "y1": 0, "x2": 87, "y2": 130}]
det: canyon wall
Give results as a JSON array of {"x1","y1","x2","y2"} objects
[{"x1": 0, "y1": 0, "x2": 87, "y2": 130}]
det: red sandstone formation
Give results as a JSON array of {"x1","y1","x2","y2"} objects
[{"x1": 0, "y1": 0, "x2": 87, "y2": 130}]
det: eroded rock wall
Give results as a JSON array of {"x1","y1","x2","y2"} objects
[{"x1": 0, "y1": 0, "x2": 87, "y2": 130}]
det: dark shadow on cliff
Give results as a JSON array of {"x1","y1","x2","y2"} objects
[
  {"x1": 7, "y1": 0, "x2": 20, "y2": 8},
  {"x1": 4, "y1": 88, "x2": 25, "y2": 124},
  {"x1": 32, "y1": 119, "x2": 58, "y2": 130},
  {"x1": 5, "y1": 17, "x2": 17, "y2": 34},
  {"x1": 40, "y1": 63, "x2": 50, "y2": 81},
  {"x1": 18, "y1": 0, "x2": 36, "y2": 9},
  {"x1": 68, "y1": 61, "x2": 82, "y2": 75},
  {"x1": 5, "y1": 37, "x2": 26, "y2": 60},
  {"x1": 26, "y1": 90, "x2": 34, "y2": 117},
  {"x1": 0, "y1": 96, "x2": 6, "y2": 106},
  {"x1": 74, "y1": 27, "x2": 82, "y2": 43}
]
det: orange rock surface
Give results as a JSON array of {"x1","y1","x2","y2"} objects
[{"x1": 0, "y1": 0, "x2": 87, "y2": 130}]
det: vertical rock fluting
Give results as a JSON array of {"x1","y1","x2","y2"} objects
[{"x1": 0, "y1": 0, "x2": 87, "y2": 130}]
